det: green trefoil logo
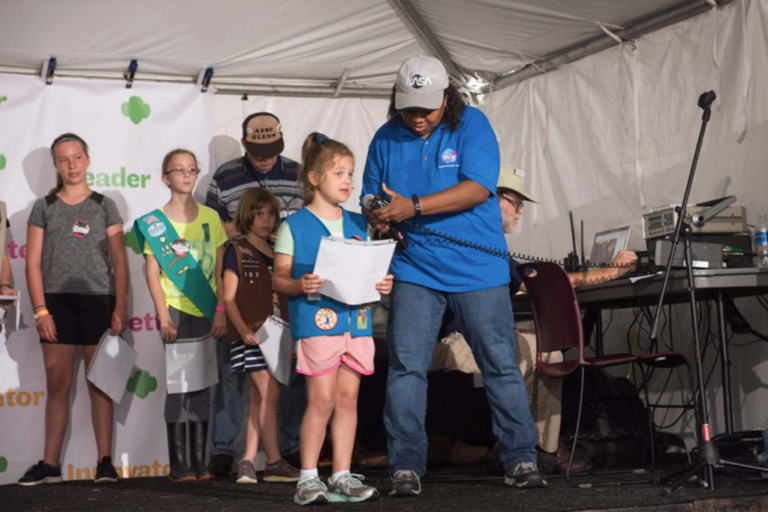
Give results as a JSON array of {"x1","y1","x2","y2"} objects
[
  {"x1": 126, "y1": 369, "x2": 158, "y2": 399},
  {"x1": 122, "y1": 96, "x2": 151, "y2": 125}
]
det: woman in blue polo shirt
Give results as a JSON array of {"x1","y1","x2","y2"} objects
[{"x1": 361, "y1": 56, "x2": 546, "y2": 497}]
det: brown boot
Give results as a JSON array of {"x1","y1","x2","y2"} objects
[
  {"x1": 352, "y1": 446, "x2": 388, "y2": 469},
  {"x1": 555, "y1": 442, "x2": 591, "y2": 474},
  {"x1": 449, "y1": 440, "x2": 490, "y2": 465}
]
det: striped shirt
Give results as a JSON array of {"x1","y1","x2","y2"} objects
[
  {"x1": 205, "y1": 155, "x2": 303, "y2": 223},
  {"x1": 230, "y1": 341, "x2": 267, "y2": 373}
]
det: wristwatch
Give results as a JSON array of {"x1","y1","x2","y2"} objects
[{"x1": 412, "y1": 195, "x2": 422, "y2": 216}]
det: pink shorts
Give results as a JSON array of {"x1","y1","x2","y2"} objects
[{"x1": 296, "y1": 333, "x2": 375, "y2": 376}]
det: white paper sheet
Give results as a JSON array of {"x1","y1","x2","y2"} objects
[
  {"x1": 165, "y1": 336, "x2": 219, "y2": 394},
  {"x1": 313, "y1": 237, "x2": 396, "y2": 305},
  {"x1": 0, "y1": 290, "x2": 21, "y2": 328},
  {"x1": 86, "y1": 331, "x2": 139, "y2": 403},
  {"x1": 256, "y1": 316, "x2": 294, "y2": 386}
]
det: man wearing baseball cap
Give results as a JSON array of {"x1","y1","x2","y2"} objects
[
  {"x1": 206, "y1": 112, "x2": 303, "y2": 239},
  {"x1": 361, "y1": 56, "x2": 547, "y2": 496},
  {"x1": 205, "y1": 112, "x2": 305, "y2": 478}
]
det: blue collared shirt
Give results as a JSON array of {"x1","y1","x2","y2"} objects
[{"x1": 361, "y1": 106, "x2": 509, "y2": 292}]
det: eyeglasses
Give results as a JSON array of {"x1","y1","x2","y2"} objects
[
  {"x1": 164, "y1": 167, "x2": 201, "y2": 176},
  {"x1": 501, "y1": 195, "x2": 524, "y2": 213}
]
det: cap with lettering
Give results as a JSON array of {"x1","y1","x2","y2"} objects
[
  {"x1": 242, "y1": 112, "x2": 284, "y2": 159},
  {"x1": 497, "y1": 165, "x2": 539, "y2": 203},
  {"x1": 395, "y1": 55, "x2": 450, "y2": 111}
]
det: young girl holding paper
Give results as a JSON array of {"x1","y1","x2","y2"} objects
[
  {"x1": 222, "y1": 187, "x2": 299, "y2": 484},
  {"x1": 273, "y1": 133, "x2": 393, "y2": 506},
  {"x1": 20, "y1": 133, "x2": 129, "y2": 486},
  {"x1": 134, "y1": 149, "x2": 227, "y2": 482}
]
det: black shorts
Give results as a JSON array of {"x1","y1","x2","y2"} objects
[{"x1": 43, "y1": 293, "x2": 115, "y2": 346}]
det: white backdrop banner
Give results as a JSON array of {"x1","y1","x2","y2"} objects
[{"x1": 0, "y1": 73, "x2": 214, "y2": 484}]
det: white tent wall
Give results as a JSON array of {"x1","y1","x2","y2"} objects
[
  {"x1": 482, "y1": 0, "x2": 768, "y2": 442},
  {"x1": 208, "y1": 94, "x2": 391, "y2": 212}
]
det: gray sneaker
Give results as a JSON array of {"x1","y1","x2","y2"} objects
[
  {"x1": 389, "y1": 469, "x2": 421, "y2": 497},
  {"x1": 236, "y1": 460, "x2": 258, "y2": 484},
  {"x1": 327, "y1": 473, "x2": 379, "y2": 503},
  {"x1": 504, "y1": 461, "x2": 548, "y2": 488},
  {"x1": 294, "y1": 476, "x2": 330, "y2": 506}
]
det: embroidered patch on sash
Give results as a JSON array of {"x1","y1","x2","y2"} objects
[
  {"x1": 314, "y1": 308, "x2": 338, "y2": 331},
  {"x1": 148, "y1": 222, "x2": 167, "y2": 237}
]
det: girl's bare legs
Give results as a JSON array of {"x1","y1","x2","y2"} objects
[
  {"x1": 252, "y1": 370, "x2": 282, "y2": 463},
  {"x1": 330, "y1": 365, "x2": 361, "y2": 474},
  {"x1": 300, "y1": 370, "x2": 338, "y2": 470},
  {"x1": 42, "y1": 344, "x2": 78, "y2": 466}
]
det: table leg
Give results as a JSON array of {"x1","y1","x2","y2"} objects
[{"x1": 716, "y1": 290, "x2": 735, "y2": 434}]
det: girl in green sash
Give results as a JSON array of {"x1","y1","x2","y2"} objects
[{"x1": 140, "y1": 149, "x2": 227, "y2": 482}]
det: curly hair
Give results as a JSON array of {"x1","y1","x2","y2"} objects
[{"x1": 387, "y1": 83, "x2": 466, "y2": 132}]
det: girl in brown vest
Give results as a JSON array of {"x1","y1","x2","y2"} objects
[{"x1": 222, "y1": 188, "x2": 299, "y2": 484}]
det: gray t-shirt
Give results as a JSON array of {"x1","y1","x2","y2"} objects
[{"x1": 28, "y1": 193, "x2": 123, "y2": 295}]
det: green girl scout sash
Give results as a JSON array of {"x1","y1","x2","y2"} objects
[{"x1": 133, "y1": 209, "x2": 217, "y2": 324}]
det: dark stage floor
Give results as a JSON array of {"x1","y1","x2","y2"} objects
[{"x1": 3, "y1": 464, "x2": 768, "y2": 512}]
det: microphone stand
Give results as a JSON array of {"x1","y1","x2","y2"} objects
[{"x1": 649, "y1": 91, "x2": 767, "y2": 496}]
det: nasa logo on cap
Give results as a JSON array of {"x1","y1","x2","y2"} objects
[{"x1": 408, "y1": 74, "x2": 433, "y2": 89}]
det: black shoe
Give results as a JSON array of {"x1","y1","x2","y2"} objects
[
  {"x1": 389, "y1": 469, "x2": 421, "y2": 497},
  {"x1": 167, "y1": 422, "x2": 196, "y2": 482},
  {"x1": 95, "y1": 456, "x2": 120, "y2": 483},
  {"x1": 189, "y1": 422, "x2": 214, "y2": 481},
  {"x1": 18, "y1": 461, "x2": 63, "y2": 486},
  {"x1": 504, "y1": 461, "x2": 548, "y2": 488},
  {"x1": 208, "y1": 454, "x2": 233, "y2": 478}
]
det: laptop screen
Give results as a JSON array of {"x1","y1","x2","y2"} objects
[{"x1": 590, "y1": 226, "x2": 631, "y2": 265}]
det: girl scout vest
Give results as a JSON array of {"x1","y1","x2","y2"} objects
[
  {"x1": 286, "y1": 207, "x2": 372, "y2": 340},
  {"x1": 133, "y1": 208, "x2": 218, "y2": 324},
  {"x1": 225, "y1": 239, "x2": 289, "y2": 343}
]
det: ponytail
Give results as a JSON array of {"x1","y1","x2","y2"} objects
[{"x1": 299, "y1": 132, "x2": 353, "y2": 204}]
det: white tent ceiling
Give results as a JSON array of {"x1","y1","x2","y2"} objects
[{"x1": 0, "y1": 0, "x2": 730, "y2": 97}]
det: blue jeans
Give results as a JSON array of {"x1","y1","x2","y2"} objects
[
  {"x1": 211, "y1": 337, "x2": 244, "y2": 458},
  {"x1": 384, "y1": 282, "x2": 537, "y2": 476},
  {"x1": 211, "y1": 337, "x2": 306, "y2": 458}
]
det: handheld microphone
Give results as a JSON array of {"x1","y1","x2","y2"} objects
[{"x1": 362, "y1": 194, "x2": 408, "y2": 250}]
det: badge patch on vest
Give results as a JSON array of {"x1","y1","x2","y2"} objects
[
  {"x1": 242, "y1": 256, "x2": 260, "y2": 284},
  {"x1": 314, "y1": 308, "x2": 338, "y2": 331},
  {"x1": 357, "y1": 305, "x2": 369, "y2": 330},
  {"x1": 72, "y1": 220, "x2": 90, "y2": 238}
]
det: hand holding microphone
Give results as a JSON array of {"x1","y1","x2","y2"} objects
[{"x1": 363, "y1": 183, "x2": 412, "y2": 250}]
